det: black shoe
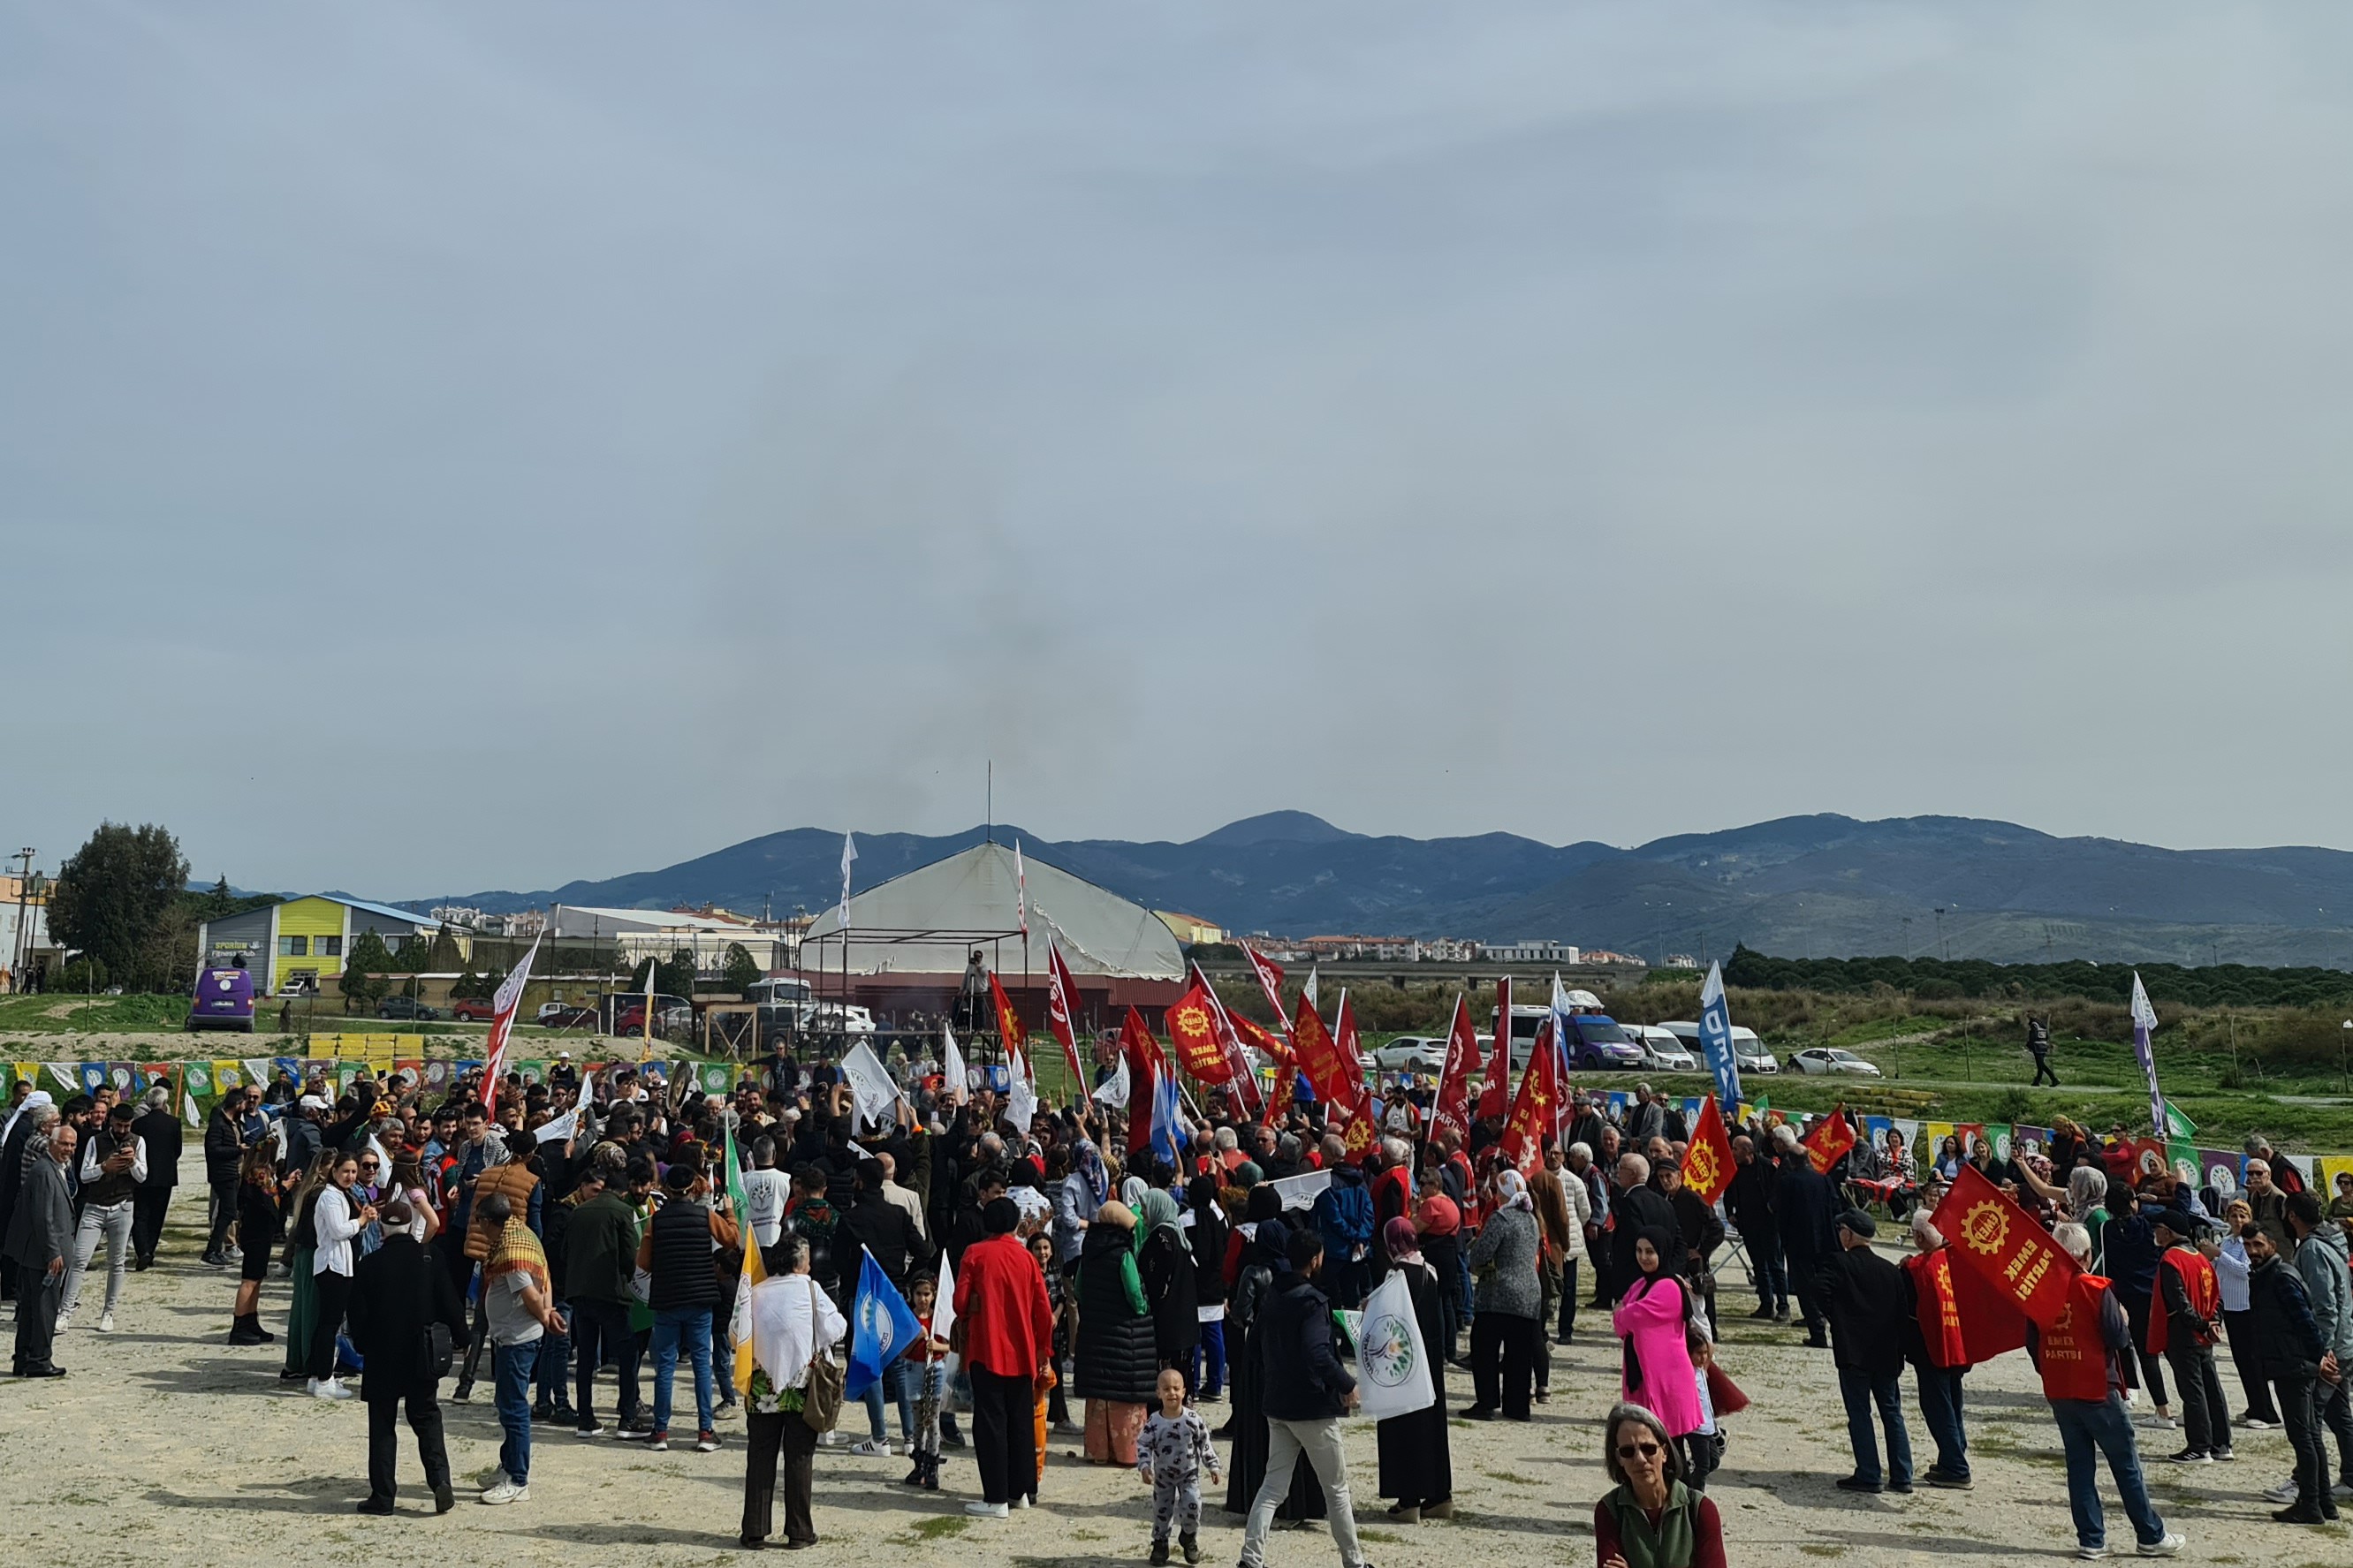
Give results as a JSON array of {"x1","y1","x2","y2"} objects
[
  {"x1": 1804, "y1": 1332, "x2": 1830, "y2": 1349},
  {"x1": 901, "y1": 1461, "x2": 924, "y2": 1487},
  {"x1": 1462, "y1": 1405, "x2": 1498, "y2": 1421},
  {"x1": 24, "y1": 1364, "x2": 65, "y2": 1379},
  {"x1": 452, "y1": 1383, "x2": 473, "y2": 1403},
  {"x1": 1554, "y1": 1334, "x2": 1575, "y2": 1345},
  {"x1": 1150, "y1": 1542, "x2": 1170, "y2": 1567},
  {"x1": 738, "y1": 1540, "x2": 765, "y2": 1551},
  {"x1": 533, "y1": 1401, "x2": 554, "y2": 1420},
  {"x1": 1835, "y1": 1475, "x2": 1882, "y2": 1494},
  {"x1": 1924, "y1": 1471, "x2": 1973, "y2": 1490},
  {"x1": 432, "y1": 1485, "x2": 455, "y2": 1515},
  {"x1": 1886, "y1": 1480, "x2": 1913, "y2": 1495},
  {"x1": 2271, "y1": 1505, "x2": 2326, "y2": 1525},
  {"x1": 356, "y1": 1497, "x2": 395, "y2": 1516},
  {"x1": 1180, "y1": 1533, "x2": 1200, "y2": 1564},
  {"x1": 1749, "y1": 1305, "x2": 1777, "y2": 1320}
]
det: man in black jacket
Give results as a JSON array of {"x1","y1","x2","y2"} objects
[
  {"x1": 1816, "y1": 1208, "x2": 1915, "y2": 1494},
  {"x1": 349, "y1": 1198, "x2": 468, "y2": 1514},
  {"x1": 1727, "y1": 1133, "x2": 1787, "y2": 1322},
  {"x1": 840, "y1": 1157, "x2": 927, "y2": 1455},
  {"x1": 2243, "y1": 1224, "x2": 2336, "y2": 1524},
  {"x1": 1239, "y1": 1227, "x2": 1370, "y2": 1568},
  {"x1": 1606, "y1": 1153, "x2": 1679, "y2": 1309},
  {"x1": 201, "y1": 1089, "x2": 251, "y2": 1265},
  {"x1": 129, "y1": 1086, "x2": 181, "y2": 1270},
  {"x1": 1773, "y1": 1125, "x2": 1840, "y2": 1346}
]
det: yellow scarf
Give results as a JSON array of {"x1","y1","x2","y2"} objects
[{"x1": 485, "y1": 1216, "x2": 550, "y2": 1295}]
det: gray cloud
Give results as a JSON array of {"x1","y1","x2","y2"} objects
[{"x1": 4, "y1": 3, "x2": 2349, "y2": 896}]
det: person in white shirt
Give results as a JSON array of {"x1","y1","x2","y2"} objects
[
  {"x1": 307, "y1": 1152, "x2": 376, "y2": 1400},
  {"x1": 58, "y1": 1102, "x2": 147, "y2": 1333},
  {"x1": 740, "y1": 1136, "x2": 790, "y2": 1249},
  {"x1": 875, "y1": 1149, "x2": 930, "y2": 1245}
]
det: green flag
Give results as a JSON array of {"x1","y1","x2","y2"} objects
[{"x1": 724, "y1": 1115, "x2": 749, "y2": 1218}]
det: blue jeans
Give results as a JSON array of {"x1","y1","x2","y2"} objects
[
  {"x1": 651, "y1": 1306, "x2": 715, "y2": 1436},
  {"x1": 1915, "y1": 1364, "x2": 1970, "y2": 1481},
  {"x1": 1837, "y1": 1366, "x2": 1912, "y2": 1487},
  {"x1": 533, "y1": 1307, "x2": 573, "y2": 1412},
  {"x1": 492, "y1": 1340, "x2": 536, "y2": 1486},
  {"x1": 2050, "y1": 1395, "x2": 2167, "y2": 1551},
  {"x1": 861, "y1": 1353, "x2": 913, "y2": 1443},
  {"x1": 1194, "y1": 1319, "x2": 1227, "y2": 1398}
]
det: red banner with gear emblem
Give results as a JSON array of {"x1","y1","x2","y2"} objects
[
  {"x1": 1165, "y1": 981, "x2": 1233, "y2": 1084},
  {"x1": 1499, "y1": 1022, "x2": 1561, "y2": 1172},
  {"x1": 1930, "y1": 1163, "x2": 2081, "y2": 1330},
  {"x1": 1681, "y1": 1095, "x2": 1735, "y2": 1206},
  {"x1": 1803, "y1": 1108, "x2": 1857, "y2": 1175}
]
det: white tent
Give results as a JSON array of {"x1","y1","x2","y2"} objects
[{"x1": 801, "y1": 841, "x2": 1183, "y2": 980}]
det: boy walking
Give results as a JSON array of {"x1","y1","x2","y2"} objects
[{"x1": 1138, "y1": 1367, "x2": 1219, "y2": 1564}]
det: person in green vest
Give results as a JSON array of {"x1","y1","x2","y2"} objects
[{"x1": 1593, "y1": 1402, "x2": 1726, "y2": 1568}]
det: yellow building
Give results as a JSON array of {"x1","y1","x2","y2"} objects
[{"x1": 196, "y1": 894, "x2": 442, "y2": 994}]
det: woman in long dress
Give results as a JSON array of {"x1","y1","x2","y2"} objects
[
  {"x1": 1374, "y1": 1217, "x2": 1453, "y2": 1522},
  {"x1": 1221, "y1": 1206, "x2": 1325, "y2": 1523},
  {"x1": 1612, "y1": 1225, "x2": 1703, "y2": 1443}
]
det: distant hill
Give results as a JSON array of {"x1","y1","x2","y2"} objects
[{"x1": 410, "y1": 812, "x2": 2353, "y2": 969}]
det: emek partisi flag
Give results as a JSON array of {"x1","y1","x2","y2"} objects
[
  {"x1": 1165, "y1": 980, "x2": 1234, "y2": 1083},
  {"x1": 1931, "y1": 1163, "x2": 2081, "y2": 1330},
  {"x1": 1681, "y1": 1095, "x2": 1735, "y2": 1206}
]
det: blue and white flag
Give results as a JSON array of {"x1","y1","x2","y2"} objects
[
  {"x1": 1150, "y1": 1055, "x2": 1185, "y2": 1170},
  {"x1": 1696, "y1": 962, "x2": 1742, "y2": 1113},
  {"x1": 2129, "y1": 972, "x2": 2166, "y2": 1140},
  {"x1": 1550, "y1": 973, "x2": 1576, "y2": 1072},
  {"x1": 846, "y1": 1246, "x2": 922, "y2": 1399}
]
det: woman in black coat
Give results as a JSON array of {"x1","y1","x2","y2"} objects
[
  {"x1": 1135, "y1": 1188, "x2": 1200, "y2": 1381},
  {"x1": 1220, "y1": 1203, "x2": 1325, "y2": 1523},
  {"x1": 1186, "y1": 1175, "x2": 1231, "y2": 1399},
  {"x1": 1375, "y1": 1216, "x2": 1453, "y2": 1521},
  {"x1": 1074, "y1": 1201, "x2": 1159, "y2": 1466}
]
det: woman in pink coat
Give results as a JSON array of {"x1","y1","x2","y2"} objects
[{"x1": 1612, "y1": 1225, "x2": 1703, "y2": 1438}]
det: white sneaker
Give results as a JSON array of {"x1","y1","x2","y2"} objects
[
  {"x1": 479, "y1": 1481, "x2": 528, "y2": 1506},
  {"x1": 53, "y1": 1311, "x2": 73, "y2": 1334},
  {"x1": 963, "y1": 1501, "x2": 1009, "y2": 1519},
  {"x1": 2134, "y1": 1534, "x2": 2183, "y2": 1557},
  {"x1": 2075, "y1": 1549, "x2": 2108, "y2": 1562},
  {"x1": 2262, "y1": 1481, "x2": 2300, "y2": 1504},
  {"x1": 2138, "y1": 1413, "x2": 2177, "y2": 1431},
  {"x1": 818, "y1": 1430, "x2": 849, "y2": 1448},
  {"x1": 1013, "y1": 1495, "x2": 1032, "y2": 1510},
  {"x1": 307, "y1": 1376, "x2": 353, "y2": 1401},
  {"x1": 96, "y1": 1312, "x2": 115, "y2": 1334},
  {"x1": 848, "y1": 1438, "x2": 890, "y2": 1458}
]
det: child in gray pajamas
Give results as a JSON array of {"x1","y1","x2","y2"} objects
[{"x1": 1137, "y1": 1367, "x2": 1220, "y2": 1564}]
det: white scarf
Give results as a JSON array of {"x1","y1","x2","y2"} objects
[
  {"x1": 749, "y1": 1273, "x2": 845, "y2": 1390},
  {"x1": 1, "y1": 1089, "x2": 51, "y2": 1145}
]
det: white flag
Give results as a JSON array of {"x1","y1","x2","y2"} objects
[
  {"x1": 1092, "y1": 1052, "x2": 1129, "y2": 1108},
  {"x1": 535, "y1": 1106, "x2": 581, "y2": 1145},
  {"x1": 1014, "y1": 839, "x2": 1028, "y2": 935},
  {"x1": 931, "y1": 1246, "x2": 958, "y2": 1347},
  {"x1": 942, "y1": 1021, "x2": 968, "y2": 1107},
  {"x1": 1006, "y1": 1069, "x2": 1036, "y2": 1138},
  {"x1": 1303, "y1": 966, "x2": 1318, "y2": 1007},
  {"x1": 482, "y1": 932, "x2": 543, "y2": 1119},
  {"x1": 1353, "y1": 1267, "x2": 1436, "y2": 1419},
  {"x1": 840, "y1": 1040, "x2": 899, "y2": 1128},
  {"x1": 839, "y1": 832, "x2": 859, "y2": 927}
]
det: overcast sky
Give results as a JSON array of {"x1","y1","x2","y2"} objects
[{"x1": 6, "y1": 4, "x2": 2352, "y2": 898}]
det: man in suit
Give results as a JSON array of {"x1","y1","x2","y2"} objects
[
  {"x1": 347, "y1": 1196, "x2": 468, "y2": 1514},
  {"x1": 6, "y1": 1120, "x2": 77, "y2": 1377},
  {"x1": 130, "y1": 1086, "x2": 182, "y2": 1270},
  {"x1": 1606, "y1": 1152, "x2": 1680, "y2": 1307}
]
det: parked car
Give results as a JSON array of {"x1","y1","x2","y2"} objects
[
  {"x1": 186, "y1": 964, "x2": 257, "y2": 1034},
  {"x1": 617, "y1": 1001, "x2": 695, "y2": 1034},
  {"x1": 451, "y1": 997, "x2": 497, "y2": 1021},
  {"x1": 376, "y1": 995, "x2": 441, "y2": 1021},
  {"x1": 1559, "y1": 1014, "x2": 1647, "y2": 1072},
  {"x1": 536, "y1": 1003, "x2": 597, "y2": 1028},
  {"x1": 1370, "y1": 1035, "x2": 1446, "y2": 1072},
  {"x1": 1786, "y1": 1046, "x2": 1882, "y2": 1078},
  {"x1": 1660, "y1": 1021, "x2": 1780, "y2": 1075},
  {"x1": 1626, "y1": 1025, "x2": 1697, "y2": 1072},
  {"x1": 275, "y1": 976, "x2": 318, "y2": 997}
]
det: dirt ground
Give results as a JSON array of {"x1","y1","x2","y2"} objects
[{"x1": 1, "y1": 1151, "x2": 2338, "y2": 1568}]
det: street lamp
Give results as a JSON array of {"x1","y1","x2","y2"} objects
[{"x1": 2341, "y1": 1019, "x2": 2350, "y2": 1095}]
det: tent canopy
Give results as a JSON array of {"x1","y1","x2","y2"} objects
[{"x1": 801, "y1": 841, "x2": 1183, "y2": 980}]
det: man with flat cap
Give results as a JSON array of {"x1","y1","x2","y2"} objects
[{"x1": 1815, "y1": 1207, "x2": 1915, "y2": 1494}]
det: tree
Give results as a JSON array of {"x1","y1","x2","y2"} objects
[
  {"x1": 426, "y1": 923, "x2": 466, "y2": 973},
  {"x1": 721, "y1": 942, "x2": 762, "y2": 996},
  {"x1": 391, "y1": 933, "x2": 430, "y2": 973},
  {"x1": 45, "y1": 822, "x2": 190, "y2": 993},
  {"x1": 451, "y1": 962, "x2": 487, "y2": 1003},
  {"x1": 341, "y1": 930, "x2": 394, "y2": 1014}
]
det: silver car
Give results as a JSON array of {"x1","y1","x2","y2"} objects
[
  {"x1": 1626, "y1": 1025, "x2": 1697, "y2": 1072},
  {"x1": 1786, "y1": 1046, "x2": 1882, "y2": 1078},
  {"x1": 1370, "y1": 1034, "x2": 1446, "y2": 1072}
]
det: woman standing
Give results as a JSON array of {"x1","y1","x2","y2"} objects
[
  {"x1": 2206, "y1": 1198, "x2": 2279, "y2": 1428},
  {"x1": 1375, "y1": 1217, "x2": 1453, "y2": 1523},
  {"x1": 1028, "y1": 1231, "x2": 1076, "y2": 1435},
  {"x1": 1613, "y1": 1228, "x2": 1704, "y2": 1466},
  {"x1": 1185, "y1": 1176, "x2": 1230, "y2": 1400},
  {"x1": 1136, "y1": 1188, "x2": 1200, "y2": 1386},
  {"x1": 1074, "y1": 1201, "x2": 1158, "y2": 1466},
  {"x1": 1594, "y1": 1403, "x2": 1726, "y2": 1568},
  {"x1": 736, "y1": 1235, "x2": 846, "y2": 1550},
  {"x1": 307, "y1": 1152, "x2": 376, "y2": 1401},
  {"x1": 228, "y1": 1143, "x2": 285, "y2": 1345},
  {"x1": 1463, "y1": 1167, "x2": 1542, "y2": 1421},
  {"x1": 1220, "y1": 1209, "x2": 1325, "y2": 1525},
  {"x1": 277, "y1": 1152, "x2": 338, "y2": 1381}
]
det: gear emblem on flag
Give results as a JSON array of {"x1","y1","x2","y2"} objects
[
  {"x1": 1172, "y1": 1001, "x2": 1213, "y2": 1038},
  {"x1": 1683, "y1": 1138, "x2": 1721, "y2": 1200},
  {"x1": 1959, "y1": 1201, "x2": 2010, "y2": 1258}
]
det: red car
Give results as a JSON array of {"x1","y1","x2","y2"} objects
[{"x1": 451, "y1": 997, "x2": 497, "y2": 1021}]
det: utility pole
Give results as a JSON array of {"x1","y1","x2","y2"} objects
[{"x1": 11, "y1": 848, "x2": 34, "y2": 991}]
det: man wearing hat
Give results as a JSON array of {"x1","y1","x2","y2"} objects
[
  {"x1": 1814, "y1": 1207, "x2": 1916, "y2": 1493},
  {"x1": 547, "y1": 1053, "x2": 578, "y2": 1095},
  {"x1": 2150, "y1": 1208, "x2": 2230, "y2": 1464}
]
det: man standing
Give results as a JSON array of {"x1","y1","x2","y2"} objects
[
  {"x1": 6, "y1": 1120, "x2": 75, "y2": 1376},
  {"x1": 201, "y1": 1088, "x2": 249, "y2": 1266},
  {"x1": 2026, "y1": 1015, "x2": 2058, "y2": 1087},
  {"x1": 1727, "y1": 1133, "x2": 1787, "y2": 1322},
  {"x1": 740, "y1": 1136, "x2": 789, "y2": 1249},
  {"x1": 2031, "y1": 1223, "x2": 2184, "y2": 1557},
  {"x1": 953, "y1": 1195, "x2": 1054, "y2": 1519},
  {"x1": 2147, "y1": 1208, "x2": 2231, "y2": 1465},
  {"x1": 59, "y1": 1101, "x2": 143, "y2": 1334},
  {"x1": 2243, "y1": 1159, "x2": 2292, "y2": 1252},
  {"x1": 1815, "y1": 1208, "x2": 1914, "y2": 1494},
  {"x1": 1628, "y1": 1085, "x2": 1667, "y2": 1146},
  {"x1": 1901, "y1": 1214, "x2": 1974, "y2": 1488},
  {"x1": 2279, "y1": 1193, "x2": 2353, "y2": 1513},
  {"x1": 1238, "y1": 1227, "x2": 1371, "y2": 1568},
  {"x1": 129, "y1": 1086, "x2": 180, "y2": 1271},
  {"x1": 1773, "y1": 1125, "x2": 1839, "y2": 1347},
  {"x1": 1310, "y1": 1138, "x2": 1373, "y2": 1312},
  {"x1": 2240, "y1": 1224, "x2": 2333, "y2": 1525},
  {"x1": 1560, "y1": 1142, "x2": 1605, "y2": 1344},
  {"x1": 477, "y1": 1190, "x2": 565, "y2": 1505},
  {"x1": 348, "y1": 1196, "x2": 467, "y2": 1514}
]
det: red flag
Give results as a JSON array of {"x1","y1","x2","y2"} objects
[
  {"x1": 1931, "y1": 1162, "x2": 2082, "y2": 1330},
  {"x1": 1332, "y1": 990, "x2": 1367, "y2": 1099},
  {"x1": 1120, "y1": 1007, "x2": 1164, "y2": 1162},
  {"x1": 1499, "y1": 1021, "x2": 1560, "y2": 1172},
  {"x1": 1189, "y1": 961, "x2": 1262, "y2": 1115},
  {"x1": 1239, "y1": 943, "x2": 1290, "y2": 1035},
  {"x1": 989, "y1": 972, "x2": 1027, "y2": 1057},
  {"x1": 1947, "y1": 1244, "x2": 2030, "y2": 1364},
  {"x1": 1289, "y1": 991, "x2": 1355, "y2": 1107},
  {"x1": 1477, "y1": 976, "x2": 1513, "y2": 1121},
  {"x1": 1262, "y1": 1063, "x2": 1296, "y2": 1129},
  {"x1": 1044, "y1": 942, "x2": 1089, "y2": 1090},
  {"x1": 1803, "y1": 1108, "x2": 1857, "y2": 1175},
  {"x1": 1429, "y1": 994, "x2": 1477, "y2": 1146},
  {"x1": 1165, "y1": 981, "x2": 1233, "y2": 1084},
  {"x1": 1229, "y1": 1010, "x2": 1289, "y2": 1063},
  {"x1": 481, "y1": 934, "x2": 542, "y2": 1122},
  {"x1": 1681, "y1": 1094, "x2": 1735, "y2": 1206}
]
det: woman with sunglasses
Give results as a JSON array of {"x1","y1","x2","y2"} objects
[{"x1": 1596, "y1": 1402, "x2": 1725, "y2": 1568}]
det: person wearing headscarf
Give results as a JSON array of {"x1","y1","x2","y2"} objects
[
  {"x1": 1220, "y1": 1208, "x2": 1325, "y2": 1525},
  {"x1": 1615, "y1": 1224, "x2": 1705, "y2": 1457},
  {"x1": 1464, "y1": 1165, "x2": 1543, "y2": 1421},
  {"x1": 1375, "y1": 1216, "x2": 1453, "y2": 1522},
  {"x1": 0, "y1": 1089, "x2": 56, "y2": 1302},
  {"x1": 1185, "y1": 1175, "x2": 1231, "y2": 1399},
  {"x1": 1416, "y1": 1182, "x2": 1467, "y2": 1362},
  {"x1": 1075, "y1": 1200, "x2": 1158, "y2": 1466},
  {"x1": 1054, "y1": 1140, "x2": 1108, "y2": 1269},
  {"x1": 1136, "y1": 1186, "x2": 1201, "y2": 1388}
]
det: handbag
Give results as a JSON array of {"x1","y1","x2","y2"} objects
[
  {"x1": 799, "y1": 1278, "x2": 846, "y2": 1434},
  {"x1": 423, "y1": 1321, "x2": 454, "y2": 1381}
]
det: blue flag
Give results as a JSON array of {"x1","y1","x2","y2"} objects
[
  {"x1": 1151, "y1": 1058, "x2": 1184, "y2": 1170},
  {"x1": 1697, "y1": 961, "x2": 1742, "y2": 1113},
  {"x1": 846, "y1": 1246, "x2": 922, "y2": 1400}
]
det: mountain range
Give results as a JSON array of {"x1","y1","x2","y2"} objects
[{"x1": 411, "y1": 812, "x2": 2353, "y2": 969}]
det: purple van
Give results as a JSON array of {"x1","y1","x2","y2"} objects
[{"x1": 187, "y1": 959, "x2": 258, "y2": 1033}]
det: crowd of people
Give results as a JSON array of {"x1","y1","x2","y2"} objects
[{"x1": 4, "y1": 1051, "x2": 2353, "y2": 1564}]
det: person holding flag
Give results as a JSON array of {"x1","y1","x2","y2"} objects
[
  {"x1": 846, "y1": 1244, "x2": 924, "y2": 1459},
  {"x1": 842, "y1": 1162, "x2": 927, "y2": 1456}
]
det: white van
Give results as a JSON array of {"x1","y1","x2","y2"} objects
[{"x1": 1661, "y1": 1020, "x2": 1779, "y2": 1075}]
